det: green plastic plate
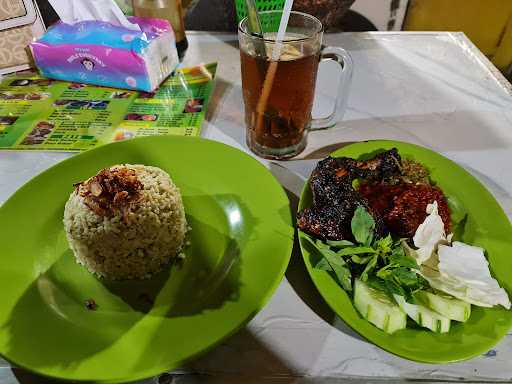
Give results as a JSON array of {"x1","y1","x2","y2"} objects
[
  {"x1": 0, "y1": 136, "x2": 293, "y2": 382},
  {"x1": 298, "y1": 140, "x2": 512, "y2": 363}
]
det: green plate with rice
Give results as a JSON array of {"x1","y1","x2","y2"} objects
[{"x1": 0, "y1": 136, "x2": 294, "y2": 382}]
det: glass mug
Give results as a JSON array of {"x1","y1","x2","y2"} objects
[{"x1": 238, "y1": 11, "x2": 353, "y2": 159}]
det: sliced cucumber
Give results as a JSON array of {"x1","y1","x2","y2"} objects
[
  {"x1": 416, "y1": 291, "x2": 471, "y2": 322},
  {"x1": 393, "y1": 294, "x2": 451, "y2": 333},
  {"x1": 354, "y1": 279, "x2": 406, "y2": 334}
]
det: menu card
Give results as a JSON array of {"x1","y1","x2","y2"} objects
[{"x1": 0, "y1": 62, "x2": 216, "y2": 151}]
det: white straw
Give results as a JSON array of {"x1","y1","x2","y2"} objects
[{"x1": 270, "y1": 0, "x2": 294, "y2": 61}]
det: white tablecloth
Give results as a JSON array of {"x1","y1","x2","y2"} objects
[{"x1": 1, "y1": 31, "x2": 512, "y2": 383}]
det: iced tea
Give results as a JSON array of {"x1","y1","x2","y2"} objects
[
  {"x1": 239, "y1": 11, "x2": 353, "y2": 159},
  {"x1": 241, "y1": 43, "x2": 320, "y2": 158}
]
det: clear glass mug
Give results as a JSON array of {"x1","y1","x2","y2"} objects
[{"x1": 238, "y1": 11, "x2": 353, "y2": 159}]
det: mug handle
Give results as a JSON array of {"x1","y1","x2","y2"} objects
[{"x1": 310, "y1": 46, "x2": 353, "y2": 130}]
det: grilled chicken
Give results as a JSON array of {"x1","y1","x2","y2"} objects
[{"x1": 297, "y1": 148, "x2": 402, "y2": 241}]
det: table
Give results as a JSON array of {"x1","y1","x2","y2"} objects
[{"x1": 1, "y1": 31, "x2": 512, "y2": 383}]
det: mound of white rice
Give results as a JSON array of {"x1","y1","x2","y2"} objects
[{"x1": 63, "y1": 164, "x2": 187, "y2": 280}]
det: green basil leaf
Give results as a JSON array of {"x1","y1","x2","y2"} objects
[
  {"x1": 351, "y1": 205, "x2": 375, "y2": 246},
  {"x1": 326, "y1": 239, "x2": 354, "y2": 248},
  {"x1": 376, "y1": 266, "x2": 392, "y2": 279},
  {"x1": 375, "y1": 233, "x2": 393, "y2": 253},
  {"x1": 391, "y1": 245, "x2": 405, "y2": 258},
  {"x1": 314, "y1": 255, "x2": 352, "y2": 292},
  {"x1": 333, "y1": 265, "x2": 352, "y2": 292},
  {"x1": 351, "y1": 254, "x2": 374, "y2": 264},
  {"x1": 389, "y1": 250, "x2": 419, "y2": 270},
  {"x1": 301, "y1": 233, "x2": 320, "y2": 248},
  {"x1": 315, "y1": 239, "x2": 330, "y2": 249},
  {"x1": 368, "y1": 276, "x2": 404, "y2": 301},
  {"x1": 402, "y1": 290, "x2": 416, "y2": 304},
  {"x1": 304, "y1": 235, "x2": 338, "y2": 261},
  {"x1": 392, "y1": 267, "x2": 419, "y2": 287},
  {"x1": 319, "y1": 247, "x2": 345, "y2": 265},
  {"x1": 366, "y1": 276, "x2": 388, "y2": 293},
  {"x1": 360, "y1": 255, "x2": 378, "y2": 281},
  {"x1": 314, "y1": 257, "x2": 332, "y2": 271},
  {"x1": 384, "y1": 279, "x2": 406, "y2": 297},
  {"x1": 323, "y1": 253, "x2": 352, "y2": 291},
  {"x1": 336, "y1": 246, "x2": 377, "y2": 257},
  {"x1": 416, "y1": 274, "x2": 430, "y2": 290},
  {"x1": 311, "y1": 240, "x2": 352, "y2": 291}
]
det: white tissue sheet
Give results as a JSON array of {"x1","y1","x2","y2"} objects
[{"x1": 47, "y1": 0, "x2": 140, "y2": 31}]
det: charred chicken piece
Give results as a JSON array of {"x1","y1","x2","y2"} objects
[
  {"x1": 297, "y1": 190, "x2": 386, "y2": 240},
  {"x1": 297, "y1": 149, "x2": 401, "y2": 241}
]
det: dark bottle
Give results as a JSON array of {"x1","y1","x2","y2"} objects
[{"x1": 133, "y1": 0, "x2": 188, "y2": 60}]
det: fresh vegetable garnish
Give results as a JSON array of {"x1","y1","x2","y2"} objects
[
  {"x1": 307, "y1": 206, "x2": 427, "y2": 302},
  {"x1": 351, "y1": 205, "x2": 375, "y2": 246},
  {"x1": 411, "y1": 201, "x2": 447, "y2": 264},
  {"x1": 354, "y1": 279, "x2": 407, "y2": 334},
  {"x1": 408, "y1": 203, "x2": 511, "y2": 309}
]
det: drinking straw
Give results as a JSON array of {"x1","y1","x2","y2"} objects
[
  {"x1": 269, "y1": 0, "x2": 294, "y2": 62},
  {"x1": 255, "y1": 0, "x2": 294, "y2": 136}
]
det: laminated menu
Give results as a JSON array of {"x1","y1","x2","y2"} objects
[{"x1": 0, "y1": 62, "x2": 216, "y2": 151}]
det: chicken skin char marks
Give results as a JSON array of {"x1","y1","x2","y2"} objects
[{"x1": 297, "y1": 149, "x2": 402, "y2": 241}]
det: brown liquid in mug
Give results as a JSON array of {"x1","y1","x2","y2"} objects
[{"x1": 241, "y1": 45, "x2": 320, "y2": 150}]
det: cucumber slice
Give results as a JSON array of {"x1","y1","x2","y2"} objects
[
  {"x1": 354, "y1": 279, "x2": 407, "y2": 334},
  {"x1": 394, "y1": 294, "x2": 451, "y2": 333},
  {"x1": 416, "y1": 291, "x2": 471, "y2": 322}
]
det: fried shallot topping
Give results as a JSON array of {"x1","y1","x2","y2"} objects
[{"x1": 75, "y1": 166, "x2": 143, "y2": 221}]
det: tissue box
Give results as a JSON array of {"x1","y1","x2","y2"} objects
[{"x1": 29, "y1": 17, "x2": 179, "y2": 92}]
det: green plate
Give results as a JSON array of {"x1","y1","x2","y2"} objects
[
  {"x1": 298, "y1": 140, "x2": 512, "y2": 363},
  {"x1": 0, "y1": 136, "x2": 293, "y2": 382}
]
